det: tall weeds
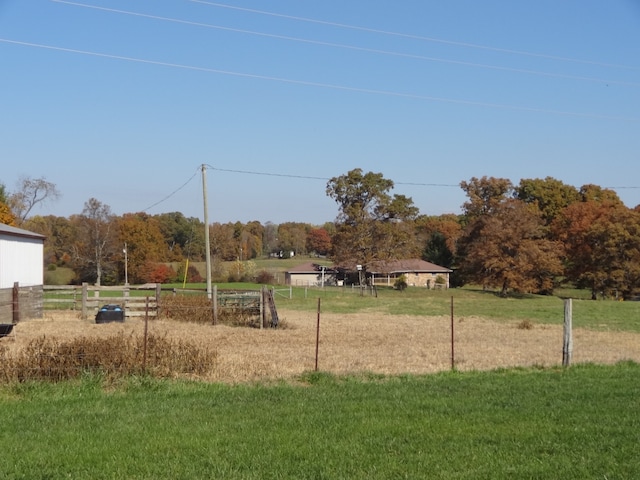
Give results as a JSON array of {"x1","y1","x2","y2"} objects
[{"x1": 0, "y1": 332, "x2": 217, "y2": 383}]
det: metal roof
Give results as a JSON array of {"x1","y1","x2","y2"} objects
[{"x1": 0, "y1": 223, "x2": 45, "y2": 241}]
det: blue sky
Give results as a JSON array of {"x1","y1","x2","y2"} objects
[{"x1": 1, "y1": 0, "x2": 639, "y2": 224}]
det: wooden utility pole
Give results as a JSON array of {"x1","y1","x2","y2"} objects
[{"x1": 202, "y1": 164, "x2": 212, "y2": 299}]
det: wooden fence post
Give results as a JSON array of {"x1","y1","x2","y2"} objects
[
  {"x1": 563, "y1": 299, "x2": 573, "y2": 367},
  {"x1": 212, "y1": 285, "x2": 217, "y2": 325},
  {"x1": 315, "y1": 298, "x2": 321, "y2": 371},
  {"x1": 12, "y1": 282, "x2": 19, "y2": 324},
  {"x1": 260, "y1": 286, "x2": 265, "y2": 329},
  {"x1": 81, "y1": 282, "x2": 88, "y2": 320}
]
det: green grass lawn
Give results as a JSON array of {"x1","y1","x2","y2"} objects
[{"x1": 1, "y1": 363, "x2": 638, "y2": 479}]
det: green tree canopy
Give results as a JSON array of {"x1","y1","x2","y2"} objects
[{"x1": 326, "y1": 169, "x2": 419, "y2": 281}]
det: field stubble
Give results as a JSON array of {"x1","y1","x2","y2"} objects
[{"x1": 2, "y1": 309, "x2": 639, "y2": 383}]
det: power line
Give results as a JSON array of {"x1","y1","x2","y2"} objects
[
  {"x1": 50, "y1": 0, "x2": 639, "y2": 88},
  {"x1": 2, "y1": 38, "x2": 638, "y2": 123},
  {"x1": 207, "y1": 165, "x2": 640, "y2": 191},
  {"x1": 141, "y1": 167, "x2": 200, "y2": 212},
  {"x1": 207, "y1": 165, "x2": 458, "y2": 188},
  {"x1": 188, "y1": 0, "x2": 640, "y2": 71}
]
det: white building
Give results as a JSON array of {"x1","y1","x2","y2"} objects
[
  {"x1": 0, "y1": 224, "x2": 45, "y2": 323},
  {"x1": 0, "y1": 223, "x2": 45, "y2": 289}
]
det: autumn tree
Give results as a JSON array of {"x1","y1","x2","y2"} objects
[
  {"x1": 117, "y1": 213, "x2": 168, "y2": 284},
  {"x1": 277, "y1": 222, "x2": 310, "y2": 256},
  {"x1": 0, "y1": 202, "x2": 16, "y2": 226},
  {"x1": 457, "y1": 199, "x2": 564, "y2": 295},
  {"x1": 306, "y1": 227, "x2": 332, "y2": 256},
  {"x1": 243, "y1": 221, "x2": 264, "y2": 259},
  {"x1": 23, "y1": 215, "x2": 76, "y2": 267},
  {"x1": 8, "y1": 176, "x2": 61, "y2": 225},
  {"x1": 0, "y1": 183, "x2": 16, "y2": 226},
  {"x1": 71, "y1": 198, "x2": 117, "y2": 285},
  {"x1": 209, "y1": 222, "x2": 237, "y2": 261},
  {"x1": 326, "y1": 169, "x2": 419, "y2": 283},
  {"x1": 553, "y1": 201, "x2": 640, "y2": 299},
  {"x1": 415, "y1": 214, "x2": 463, "y2": 268}
]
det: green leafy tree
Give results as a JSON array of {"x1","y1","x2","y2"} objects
[
  {"x1": 515, "y1": 177, "x2": 580, "y2": 225},
  {"x1": 460, "y1": 176, "x2": 513, "y2": 220},
  {"x1": 326, "y1": 169, "x2": 419, "y2": 284},
  {"x1": 154, "y1": 212, "x2": 205, "y2": 261},
  {"x1": 277, "y1": 222, "x2": 310, "y2": 256}
]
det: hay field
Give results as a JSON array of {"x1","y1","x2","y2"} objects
[{"x1": 2, "y1": 310, "x2": 639, "y2": 383}]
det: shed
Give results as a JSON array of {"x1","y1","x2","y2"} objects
[
  {"x1": 368, "y1": 259, "x2": 453, "y2": 288},
  {"x1": 285, "y1": 262, "x2": 337, "y2": 287},
  {"x1": 0, "y1": 223, "x2": 45, "y2": 322}
]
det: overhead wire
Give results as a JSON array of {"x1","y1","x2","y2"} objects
[
  {"x1": 1, "y1": 38, "x2": 637, "y2": 123},
  {"x1": 50, "y1": 0, "x2": 639, "y2": 88},
  {"x1": 188, "y1": 0, "x2": 640, "y2": 71},
  {"x1": 141, "y1": 166, "x2": 200, "y2": 212}
]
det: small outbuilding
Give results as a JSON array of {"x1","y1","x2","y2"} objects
[
  {"x1": 0, "y1": 223, "x2": 45, "y2": 322},
  {"x1": 285, "y1": 262, "x2": 337, "y2": 287}
]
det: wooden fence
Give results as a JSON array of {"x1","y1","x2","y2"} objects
[
  {"x1": 44, "y1": 283, "x2": 161, "y2": 320},
  {"x1": 0, "y1": 282, "x2": 43, "y2": 324},
  {"x1": 43, "y1": 284, "x2": 279, "y2": 327}
]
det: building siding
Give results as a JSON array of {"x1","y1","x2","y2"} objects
[{"x1": 0, "y1": 233, "x2": 44, "y2": 288}]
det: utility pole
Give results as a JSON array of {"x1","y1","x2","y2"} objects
[
  {"x1": 202, "y1": 164, "x2": 212, "y2": 299},
  {"x1": 123, "y1": 242, "x2": 128, "y2": 286}
]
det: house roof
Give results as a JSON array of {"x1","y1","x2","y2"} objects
[
  {"x1": 0, "y1": 223, "x2": 45, "y2": 241},
  {"x1": 286, "y1": 262, "x2": 335, "y2": 274},
  {"x1": 368, "y1": 259, "x2": 452, "y2": 274}
]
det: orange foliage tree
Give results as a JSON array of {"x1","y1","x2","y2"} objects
[
  {"x1": 457, "y1": 199, "x2": 564, "y2": 295},
  {"x1": 553, "y1": 201, "x2": 640, "y2": 299}
]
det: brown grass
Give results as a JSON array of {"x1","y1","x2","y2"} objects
[{"x1": 1, "y1": 309, "x2": 639, "y2": 384}]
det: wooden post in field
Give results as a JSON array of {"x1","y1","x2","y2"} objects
[
  {"x1": 450, "y1": 296, "x2": 455, "y2": 371},
  {"x1": 563, "y1": 299, "x2": 573, "y2": 367},
  {"x1": 213, "y1": 285, "x2": 218, "y2": 325},
  {"x1": 143, "y1": 296, "x2": 149, "y2": 373},
  {"x1": 155, "y1": 283, "x2": 161, "y2": 317},
  {"x1": 260, "y1": 286, "x2": 265, "y2": 329},
  {"x1": 315, "y1": 298, "x2": 321, "y2": 371}
]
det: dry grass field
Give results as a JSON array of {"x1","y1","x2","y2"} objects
[{"x1": 2, "y1": 309, "x2": 639, "y2": 383}]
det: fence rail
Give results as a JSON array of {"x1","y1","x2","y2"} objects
[{"x1": 0, "y1": 283, "x2": 42, "y2": 324}]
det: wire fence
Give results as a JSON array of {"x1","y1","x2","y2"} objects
[{"x1": 1, "y1": 297, "x2": 638, "y2": 383}]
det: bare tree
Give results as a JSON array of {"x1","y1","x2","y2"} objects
[
  {"x1": 72, "y1": 198, "x2": 116, "y2": 286},
  {"x1": 9, "y1": 176, "x2": 61, "y2": 224}
]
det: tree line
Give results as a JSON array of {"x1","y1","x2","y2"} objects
[{"x1": 2, "y1": 171, "x2": 640, "y2": 299}]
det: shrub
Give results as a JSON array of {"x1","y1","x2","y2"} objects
[
  {"x1": 146, "y1": 264, "x2": 178, "y2": 284},
  {"x1": 394, "y1": 275, "x2": 408, "y2": 291},
  {"x1": 517, "y1": 320, "x2": 534, "y2": 330},
  {"x1": 0, "y1": 332, "x2": 217, "y2": 383},
  {"x1": 255, "y1": 270, "x2": 274, "y2": 284}
]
